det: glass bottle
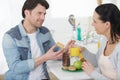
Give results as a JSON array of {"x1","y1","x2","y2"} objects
[
  {"x1": 77, "y1": 26, "x2": 81, "y2": 41},
  {"x1": 62, "y1": 49, "x2": 70, "y2": 67},
  {"x1": 70, "y1": 47, "x2": 80, "y2": 65}
]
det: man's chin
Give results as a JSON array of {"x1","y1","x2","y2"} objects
[{"x1": 36, "y1": 25, "x2": 42, "y2": 28}]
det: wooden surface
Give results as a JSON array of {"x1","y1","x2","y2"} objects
[
  {"x1": 49, "y1": 72, "x2": 58, "y2": 80},
  {"x1": 0, "y1": 73, "x2": 57, "y2": 80},
  {"x1": 0, "y1": 75, "x2": 4, "y2": 80}
]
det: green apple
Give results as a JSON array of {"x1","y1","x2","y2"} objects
[{"x1": 73, "y1": 60, "x2": 82, "y2": 69}]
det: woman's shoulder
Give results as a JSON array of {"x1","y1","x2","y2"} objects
[{"x1": 116, "y1": 42, "x2": 120, "y2": 50}]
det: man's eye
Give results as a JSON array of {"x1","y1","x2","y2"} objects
[
  {"x1": 44, "y1": 13, "x2": 46, "y2": 15},
  {"x1": 39, "y1": 12, "x2": 42, "y2": 15},
  {"x1": 93, "y1": 20, "x2": 96, "y2": 23}
]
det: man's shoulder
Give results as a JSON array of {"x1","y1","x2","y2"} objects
[
  {"x1": 39, "y1": 26, "x2": 50, "y2": 34},
  {"x1": 7, "y1": 25, "x2": 18, "y2": 32},
  {"x1": 6, "y1": 25, "x2": 22, "y2": 40}
]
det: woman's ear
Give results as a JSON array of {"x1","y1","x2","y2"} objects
[{"x1": 105, "y1": 21, "x2": 111, "y2": 29}]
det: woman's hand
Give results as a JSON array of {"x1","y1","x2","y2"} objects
[
  {"x1": 65, "y1": 40, "x2": 86, "y2": 53},
  {"x1": 65, "y1": 40, "x2": 76, "y2": 49},
  {"x1": 72, "y1": 44, "x2": 85, "y2": 53},
  {"x1": 82, "y1": 61, "x2": 95, "y2": 75}
]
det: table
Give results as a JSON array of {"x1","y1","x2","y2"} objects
[{"x1": 47, "y1": 60, "x2": 92, "y2": 80}]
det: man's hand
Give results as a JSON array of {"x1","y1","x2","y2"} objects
[
  {"x1": 45, "y1": 44, "x2": 65, "y2": 60},
  {"x1": 34, "y1": 44, "x2": 65, "y2": 68}
]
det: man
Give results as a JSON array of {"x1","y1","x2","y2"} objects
[{"x1": 2, "y1": 0, "x2": 75, "y2": 80}]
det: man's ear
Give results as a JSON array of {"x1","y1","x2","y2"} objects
[{"x1": 24, "y1": 10, "x2": 30, "y2": 16}]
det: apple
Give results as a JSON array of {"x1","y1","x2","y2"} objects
[{"x1": 73, "y1": 60, "x2": 82, "y2": 69}]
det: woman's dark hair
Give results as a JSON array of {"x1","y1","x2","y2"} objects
[
  {"x1": 22, "y1": 0, "x2": 49, "y2": 18},
  {"x1": 95, "y1": 3, "x2": 120, "y2": 43}
]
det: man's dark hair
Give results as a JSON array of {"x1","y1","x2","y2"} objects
[{"x1": 22, "y1": 0, "x2": 49, "y2": 18}]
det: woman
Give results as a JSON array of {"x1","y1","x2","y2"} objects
[{"x1": 81, "y1": 3, "x2": 120, "y2": 80}]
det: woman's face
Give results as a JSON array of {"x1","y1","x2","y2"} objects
[{"x1": 92, "y1": 11, "x2": 110, "y2": 35}]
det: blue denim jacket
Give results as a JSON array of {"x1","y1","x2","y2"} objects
[{"x1": 2, "y1": 21, "x2": 57, "y2": 80}]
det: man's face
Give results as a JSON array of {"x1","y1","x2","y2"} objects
[{"x1": 26, "y1": 4, "x2": 46, "y2": 28}]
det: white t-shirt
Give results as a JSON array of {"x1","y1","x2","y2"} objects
[
  {"x1": 27, "y1": 32, "x2": 47, "y2": 80},
  {"x1": 99, "y1": 53, "x2": 117, "y2": 79}
]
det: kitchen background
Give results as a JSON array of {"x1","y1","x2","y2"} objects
[{"x1": 0, "y1": 0, "x2": 120, "y2": 75}]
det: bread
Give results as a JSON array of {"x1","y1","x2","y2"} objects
[
  {"x1": 62, "y1": 66, "x2": 69, "y2": 70},
  {"x1": 80, "y1": 58, "x2": 86, "y2": 62},
  {"x1": 79, "y1": 53, "x2": 86, "y2": 62},
  {"x1": 68, "y1": 66, "x2": 76, "y2": 71},
  {"x1": 56, "y1": 42, "x2": 64, "y2": 48}
]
